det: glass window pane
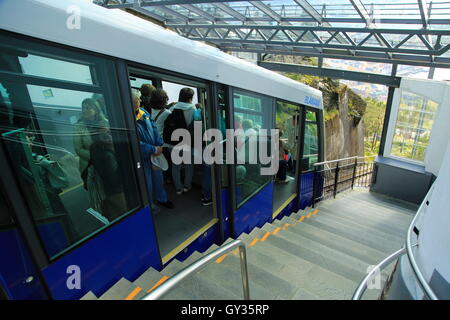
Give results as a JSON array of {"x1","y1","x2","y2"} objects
[
  {"x1": 276, "y1": 101, "x2": 300, "y2": 163},
  {"x1": 390, "y1": 90, "x2": 439, "y2": 162},
  {"x1": 0, "y1": 43, "x2": 140, "y2": 259},
  {"x1": 302, "y1": 122, "x2": 319, "y2": 171},
  {"x1": 162, "y1": 81, "x2": 199, "y2": 105},
  {"x1": 16, "y1": 54, "x2": 94, "y2": 85},
  {"x1": 233, "y1": 89, "x2": 272, "y2": 207},
  {"x1": 233, "y1": 91, "x2": 262, "y2": 112},
  {"x1": 306, "y1": 110, "x2": 317, "y2": 122},
  {"x1": 129, "y1": 75, "x2": 154, "y2": 92}
]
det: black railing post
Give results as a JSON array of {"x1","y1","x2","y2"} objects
[
  {"x1": 312, "y1": 166, "x2": 317, "y2": 208},
  {"x1": 333, "y1": 162, "x2": 340, "y2": 199},
  {"x1": 351, "y1": 157, "x2": 358, "y2": 189}
]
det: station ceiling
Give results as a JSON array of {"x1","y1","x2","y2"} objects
[{"x1": 96, "y1": 1, "x2": 450, "y2": 71}]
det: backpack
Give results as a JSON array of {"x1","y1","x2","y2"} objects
[{"x1": 163, "y1": 108, "x2": 195, "y2": 146}]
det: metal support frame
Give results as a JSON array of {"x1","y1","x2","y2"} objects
[
  {"x1": 142, "y1": 239, "x2": 250, "y2": 300},
  {"x1": 258, "y1": 61, "x2": 401, "y2": 87},
  {"x1": 98, "y1": 0, "x2": 450, "y2": 70}
]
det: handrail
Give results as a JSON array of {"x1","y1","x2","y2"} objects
[
  {"x1": 406, "y1": 186, "x2": 438, "y2": 300},
  {"x1": 353, "y1": 185, "x2": 438, "y2": 300},
  {"x1": 352, "y1": 247, "x2": 406, "y2": 300},
  {"x1": 141, "y1": 239, "x2": 250, "y2": 300},
  {"x1": 314, "y1": 155, "x2": 376, "y2": 167}
]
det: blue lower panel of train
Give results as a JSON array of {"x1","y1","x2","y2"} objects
[
  {"x1": 233, "y1": 183, "x2": 273, "y2": 237},
  {"x1": 41, "y1": 206, "x2": 161, "y2": 300}
]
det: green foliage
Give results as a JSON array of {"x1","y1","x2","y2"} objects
[{"x1": 362, "y1": 96, "x2": 386, "y2": 155}]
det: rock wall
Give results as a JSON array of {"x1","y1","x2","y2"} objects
[{"x1": 324, "y1": 89, "x2": 365, "y2": 161}]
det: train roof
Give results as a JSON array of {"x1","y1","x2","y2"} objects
[{"x1": 0, "y1": 0, "x2": 322, "y2": 109}]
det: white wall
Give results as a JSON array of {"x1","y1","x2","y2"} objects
[
  {"x1": 417, "y1": 141, "x2": 450, "y2": 285},
  {"x1": 384, "y1": 78, "x2": 450, "y2": 176}
]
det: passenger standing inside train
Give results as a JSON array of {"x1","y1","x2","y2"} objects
[
  {"x1": 73, "y1": 98, "x2": 109, "y2": 176},
  {"x1": 73, "y1": 98, "x2": 109, "y2": 213},
  {"x1": 149, "y1": 88, "x2": 173, "y2": 184},
  {"x1": 140, "y1": 83, "x2": 156, "y2": 112},
  {"x1": 276, "y1": 130, "x2": 289, "y2": 184},
  {"x1": 133, "y1": 89, "x2": 173, "y2": 209},
  {"x1": 166, "y1": 88, "x2": 197, "y2": 196}
]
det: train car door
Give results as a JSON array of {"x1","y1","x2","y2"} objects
[
  {"x1": 272, "y1": 100, "x2": 302, "y2": 218},
  {"x1": 127, "y1": 67, "x2": 220, "y2": 264},
  {"x1": 298, "y1": 108, "x2": 324, "y2": 209},
  {"x1": 0, "y1": 180, "x2": 48, "y2": 300},
  {"x1": 227, "y1": 87, "x2": 275, "y2": 237}
]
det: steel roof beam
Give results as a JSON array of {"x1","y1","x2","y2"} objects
[
  {"x1": 180, "y1": 4, "x2": 216, "y2": 21},
  {"x1": 167, "y1": 24, "x2": 450, "y2": 36},
  {"x1": 221, "y1": 47, "x2": 450, "y2": 68},
  {"x1": 251, "y1": 1, "x2": 281, "y2": 23},
  {"x1": 418, "y1": 0, "x2": 429, "y2": 29},
  {"x1": 214, "y1": 3, "x2": 246, "y2": 22},
  {"x1": 202, "y1": 37, "x2": 442, "y2": 55},
  {"x1": 257, "y1": 61, "x2": 401, "y2": 87}
]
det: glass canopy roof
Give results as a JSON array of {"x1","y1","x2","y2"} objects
[{"x1": 96, "y1": 0, "x2": 450, "y2": 69}]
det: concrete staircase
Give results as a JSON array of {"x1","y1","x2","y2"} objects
[{"x1": 81, "y1": 189, "x2": 415, "y2": 300}]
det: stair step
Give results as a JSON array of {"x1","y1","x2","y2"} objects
[
  {"x1": 99, "y1": 278, "x2": 137, "y2": 300},
  {"x1": 244, "y1": 237, "x2": 358, "y2": 299},
  {"x1": 162, "y1": 273, "x2": 241, "y2": 300},
  {"x1": 180, "y1": 251, "x2": 203, "y2": 266},
  {"x1": 344, "y1": 191, "x2": 417, "y2": 216},
  {"x1": 280, "y1": 216, "x2": 387, "y2": 265},
  {"x1": 161, "y1": 259, "x2": 185, "y2": 277},
  {"x1": 198, "y1": 251, "x2": 297, "y2": 299},
  {"x1": 330, "y1": 191, "x2": 415, "y2": 219},
  {"x1": 80, "y1": 291, "x2": 97, "y2": 300},
  {"x1": 132, "y1": 267, "x2": 165, "y2": 299},
  {"x1": 266, "y1": 220, "x2": 369, "y2": 283},
  {"x1": 309, "y1": 207, "x2": 405, "y2": 244},
  {"x1": 318, "y1": 198, "x2": 412, "y2": 230},
  {"x1": 203, "y1": 244, "x2": 219, "y2": 255},
  {"x1": 300, "y1": 214, "x2": 403, "y2": 254},
  {"x1": 316, "y1": 204, "x2": 410, "y2": 236}
]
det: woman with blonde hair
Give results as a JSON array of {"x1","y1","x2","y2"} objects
[
  {"x1": 73, "y1": 98, "x2": 110, "y2": 214},
  {"x1": 73, "y1": 98, "x2": 109, "y2": 175}
]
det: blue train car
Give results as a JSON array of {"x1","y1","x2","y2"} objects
[{"x1": 0, "y1": 0, "x2": 324, "y2": 299}]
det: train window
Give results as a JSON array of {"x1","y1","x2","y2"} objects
[
  {"x1": 162, "y1": 81, "x2": 199, "y2": 105},
  {"x1": 130, "y1": 75, "x2": 155, "y2": 91},
  {"x1": 232, "y1": 89, "x2": 273, "y2": 207},
  {"x1": 16, "y1": 53, "x2": 94, "y2": 85},
  {"x1": 274, "y1": 101, "x2": 301, "y2": 209},
  {"x1": 0, "y1": 37, "x2": 140, "y2": 259},
  {"x1": 306, "y1": 110, "x2": 317, "y2": 122},
  {"x1": 302, "y1": 111, "x2": 319, "y2": 171}
]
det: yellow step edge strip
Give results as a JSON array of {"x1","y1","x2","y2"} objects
[
  {"x1": 124, "y1": 287, "x2": 143, "y2": 300},
  {"x1": 146, "y1": 276, "x2": 169, "y2": 293},
  {"x1": 313, "y1": 209, "x2": 319, "y2": 215},
  {"x1": 162, "y1": 218, "x2": 219, "y2": 264},
  {"x1": 232, "y1": 248, "x2": 240, "y2": 256},
  {"x1": 249, "y1": 238, "x2": 259, "y2": 247},
  {"x1": 261, "y1": 231, "x2": 271, "y2": 241},
  {"x1": 272, "y1": 193, "x2": 298, "y2": 219},
  {"x1": 306, "y1": 211, "x2": 313, "y2": 218},
  {"x1": 298, "y1": 216, "x2": 305, "y2": 222},
  {"x1": 272, "y1": 227, "x2": 281, "y2": 235},
  {"x1": 282, "y1": 223, "x2": 290, "y2": 230},
  {"x1": 215, "y1": 254, "x2": 227, "y2": 264}
]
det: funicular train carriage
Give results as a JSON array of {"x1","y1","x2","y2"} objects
[{"x1": 0, "y1": 0, "x2": 324, "y2": 299}]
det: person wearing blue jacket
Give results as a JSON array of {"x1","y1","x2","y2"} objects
[{"x1": 132, "y1": 89, "x2": 173, "y2": 209}]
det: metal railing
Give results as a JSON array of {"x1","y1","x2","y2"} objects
[
  {"x1": 352, "y1": 185, "x2": 438, "y2": 300},
  {"x1": 312, "y1": 156, "x2": 375, "y2": 206},
  {"x1": 141, "y1": 239, "x2": 250, "y2": 300}
]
